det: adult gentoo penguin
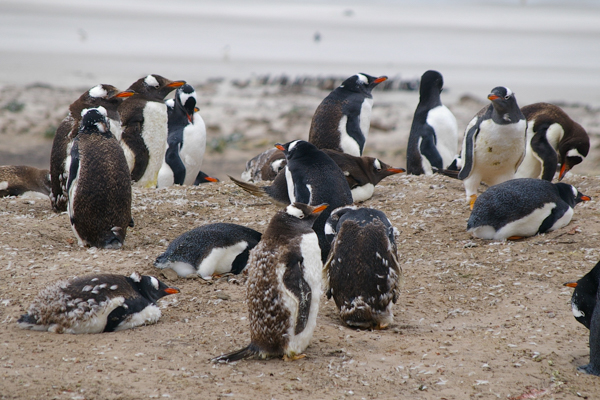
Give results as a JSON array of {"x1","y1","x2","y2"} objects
[
  {"x1": 406, "y1": 70, "x2": 458, "y2": 175},
  {"x1": 154, "y1": 223, "x2": 262, "y2": 278},
  {"x1": 515, "y1": 102, "x2": 590, "y2": 181},
  {"x1": 564, "y1": 261, "x2": 600, "y2": 375},
  {"x1": 67, "y1": 107, "x2": 132, "y2": 249},
  {"x1": 17, "y1": 272, "x2": 179, "y2": 334},
  {"x1": 50, "y1": 84, "x2": 132, "y2": 212},
  {"x1": 118, "y1": 74, "x2": 185, "y2": 188},
  {"x1": 212, "y1": 202, "x2": 327, "y2": 362},
  {"x1": 457, "y1": 86, "x2": 527, "y2": 204},
  {"x1": 467, "y1": 178, "x2": 590, "y2": 240},
  {"x1": 324, "y1": 206, "x2": 402, "y2": 329},
  {"x1": 0, "y1": 166, "x2": 51, "y2": 198},
  {"x1": 308, "y1": 73, "x2": 388, "y2": 156},
  {"x1": 157, "y1": 84, "x2": 207, "y2": 187}
]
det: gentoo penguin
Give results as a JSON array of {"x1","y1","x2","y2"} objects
[
  {"x1": 193, "y1": 171, "x2": 219, "y2": 185},
  {"x1": 324, "y1": 206, "x2": 402, "y2": 329},
  {"x1": 240, "y1": 147, "x2": 287, "y2": 182},
  {"x1": 50, "y1": 84, "x2": 133, "y2": 212},
  {"x1": 118, "y1": 74, "x2": 185, "y2": 188},
  {"x1": 564, "y1": 261, "x2": 600, "y2": 375},
  {"x1": 212, "y1": 202, "x2": 327, "y2": 362},
  {"x1": 67, "y1": 107, "x2": 132, "y2": 249},
  {"x1": 154, "y1": 223, "x2": 262, "y2": 278},
  {"x1": 515, "y1": 102, "x2": 590, "y2": 181},
  {"x1": 17, "y1": 272, "x2": 179, "y2": 334},
  {"x1": 406, "y1": 70, "x2": 458, "y2": 175},
  {"x1": 157, "y1": 84, "x2": 207, "y2": 187},
  {"x1": 467, "y1": 178, "x2": 590, "y2": 240},
  {"x1": 458, "y1": 86, "x2": 527, "y2": 205},
  {"x1": 0, "y1": 166, "x2": 51, "y2": 198},
  {"x1": 308, "y1": 73, "x2": 388, "y2": 156}
]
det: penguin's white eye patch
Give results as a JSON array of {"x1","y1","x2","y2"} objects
[
  {"x1": 144, "y1": 75, "x2": 160, "y2": 87},
  {"x1": 287, "y1": 140, "x2": 300, "y2": 153},
  {"x1": 285, "y1": 204, "x2": 304, "y2": 218},
  {"x1": 571, "y1": 185, "x2": 578, "y2": 198},
  {"x1": 89, "y1": 85, "x2": 108, "y2": 98},
  {"x1": 357, "y1": 74, "x2": 368, "y2": 84},
  {"x1": 150, "y1": 276, "x2": 159, "y2": 290},
  {"x1": 130, "y1": 272, "x2": 142, "y2": 282},
  {"x1": 373, "y1": 159, "x2": 382, "y2": 171}
]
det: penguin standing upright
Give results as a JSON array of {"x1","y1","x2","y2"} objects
[
  {"x1": 0, "y1": 166, "x2": 51, "y2": 198},
  {"x1": 50, "y1": 84, "x2": 132, "y2": 212},
  {"x1": 212, "y1": 202, "x2": 327, "y2": 362},
  {"x1": 565, "y1": 261, "x2": 600, "y2": 376},
  {"x1": 457, "y1": 86, "x2": 527, "y2": 205},
  {"x1": 118, "y1": 74, "x2": 185, "y2": 188},
  {"x1": 17, "y1": 272, "x2": 179, "y2": 334},
  {"x1": 308, "y1": 73, "x2": 387, "y2": 156},
  {"x1": 515, "y1": 102, "x2": 590, "y2": 181},
  {"x1": 67, "y1": 107, "x2": 132, "y2": 249},
  {"x1": 406, "y1": 70, "x2": 458, "y2": 175},
  {"x1": 324, "y1": 206, "x2": 402, "y2": 329},
  {"x1": 467, "y1": 178, "x2": 590, "y2": 240},
  {"x1": 157, "y1": 84, "x2": 207, "y2": 187}
]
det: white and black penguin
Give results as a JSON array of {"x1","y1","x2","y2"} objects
[
  {"x1": 193, "y1": 171, "x2": 219, "y2": 185},
  {"x1": 458, "y1": 86, "x2": 527, "y2": 205},
  {"x1": 240, "y1": 147, "x2": 287, "y2": 182},
  {"x1": 564, "y1": 261, "x2": 600, "y2": 376},
  {"x1": 467, "y1": 178, "x2": 590, "y2": 240},
  {"x1": 67, "y1": 107, "x2": 132, "y2": 249},
  {"x1": 406, "y1": 70, "x2": 458, "y2": 175},
  {"x1": 212, "y1": 202, "x2": 327, "y2": 362},
  {"x1": 324, "y1": 206, "x2": 402, "y2": 329},
  {"x1": 515, "y1": 102, "x2": 590, "y2": 181},
  {"x1": 154, "y1": 223, "x2": 262, "y2": 279},
  {"x1": 118, "y1": 74, "x2": 185, "y2": 188},
  {"x1": 0, "y1": 166, "x2": 51, "y2": 198},
  {"x1": 308, "y1": 73, "x2": 388, "y2": 156},
  {"x1": 50, "y1": 84, "x2": 133, "y2": 212},
  {"x1": 157, "y1": 84, "x2": 207, "y2": 187},
  {"x1": 17, "y1": 272, "x2": 179, "y2": 334}
]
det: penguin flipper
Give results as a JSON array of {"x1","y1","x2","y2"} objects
[
  {"x1": 121, "y1": 123, "x2": 150, "y2": 183},
  {"x1": 165, "y1": 142, "x2": 186, "y2": 185},
  {"x1": 283, "y1": 259, "x2": 312, "y2": 335},
  {"x1": 344, "y1": 111, "x2": 366, "y2": 155},
  {"x1": 418, "y1": 125, "x2": 444, "y2": 170},
  {"x1": 66, "y1": 139, "x2": 80, "y2": 194},
  {"x1": 457, "y1": 124, "x2": 479, "y2": 180},
  {"x1": 211, "y1": 344, "x2": 258, "y2": 363},
  {"x1": 530, "y1": 127, "x2": 558, "y2": 181}
]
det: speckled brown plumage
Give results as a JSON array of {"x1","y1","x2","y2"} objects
[{"x1": 0, "y1": 165, "x2": 50, "y2": 197}]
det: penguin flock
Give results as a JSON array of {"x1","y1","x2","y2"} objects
[{"x1": 3, "y1": 70, "x2": 599, "y2": 376}]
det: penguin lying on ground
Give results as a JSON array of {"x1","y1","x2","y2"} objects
[
  {"x1": 515, "y1": 102, "x2": 589, "y2": 181},
  {"x1": 154, "y1": 223, "x2": 262, "y2": 279},
  {"x1": 17, "y1": 272, "x2": 179, "y2": 334},
  {"x1": 564, "y1": 260, "x2": 600, "y2": 375},
  {"x1": 324, "y1": 206, "x2": 402, "y2": 329},
  {"x1": 67, "y1": 107, "x2": 132, "y2": 249},
  {"x1": 212, "y1": 202, "x2": 327, "y2": 362},
  {"x1": 241, "y1": 147, "x2": 287, "y2": 182},
  {"x1": 467, "y1": 178, "x2": 590, "y2": 240},
  {"x1": 308, "y1": 73, "x2": 387, "y2": 156},
  {"x1": 406, "y1": 70, "x2": 458, "y2": 175},
  {"x1": 0, "y1": 166, "x2": 50, "y2": 198}
]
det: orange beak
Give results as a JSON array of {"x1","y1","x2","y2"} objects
[
  {"x1": 488, "y1": 94, "x2": 500, "y2": 101},
  {"x1": 564, "y1": 282, "x2": 578, "y2": 288},
  {"x1": 275, "y1": 143, "x2": 285, "y2": 151},
  {"x1": 164, "y1": 287, "x2": 180, "y2": 295},
  {"x1": 374, "y1": 76, "x2": 388, "y2": 84},
  {"x1": 312, "y1": 204, "x2": 329, "y2": 214},
  {"x1": 115, "y1": 90, "x2": 135, "y2": 98},
  {"x1": 204, "y1": 176, "x2": 219, "y2": 182},
  {"x1": 580, "y1": 195, "x2": 591, "y2": 202},
  {"x1": 558, "y1": 163, "x2": 569, "y2": 181},
  {"x1": 167, "y1": 80, "x2": 186, "y2": 88},
  {"x1": 387, "y1": 167, "x2": 406, "y2": 174}
]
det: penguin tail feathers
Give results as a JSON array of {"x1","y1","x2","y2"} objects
[
  {"x1": 228, "y1": 176, "x2": 267, "y2": 198},
  {"x1": 102, "y1": 227, "x2": 125, "y2": 249},
  {"x1": 432, "y1": 167, "x2": 460, "y2": 179},
  {"x1": 211, "y1": 344, "x2": 258, "y2": 363}
]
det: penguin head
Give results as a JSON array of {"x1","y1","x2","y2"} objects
[
  {"x1": 324, "y1": 205, "x2": 358, "y2": 243},
  {"x1": 555, "y1": 183, "x2": 591, "y2": 207},
  {"x1": 127, "y1": 75, "x2": 186, "y2": 101},
  {"x1": 275, "y1": 140, "x2": 317, "y2": 160},
  {"x1": 487, "y1": 86, "x2": 519, "y2": 116},
  {"x1": 419, "y1": 70, "x2": 444, "y2": 97},
  {"x1": 285, "y1": 202, "x2": 329, "y2": 225},
  {"x1": 368, "y1": 157, "x2": 406, "y2": 185},
  {"x1": 175, "y1": 84, "x2": 198, "y2": 122},
  {"x1": 564, "y1": 260, "x2": 600, "y2": 329},
  {"x1": 79, "y1": 107, "x2": 110, "y2": 136},
  {"x1": 339, "y1": 73, "x2": 388, "y2": 97},
  {"x1": 69, "y1": 85, "x2": 131, "y2": 129},
  {"x1": 129, "y1": 272, "x2": 180, "y2": 303},
  {"x1": 558, "y1": 137, "x2": 590, "y2": 181}
]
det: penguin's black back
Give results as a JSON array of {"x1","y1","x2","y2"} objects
[{"x1": 570, "y1": 261, "x2": 600, "y2": 329}]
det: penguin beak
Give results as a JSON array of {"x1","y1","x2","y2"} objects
[
  {"x1": 579, "y1": 194, "x2": 592, "y2": 202},
  {"x1": 386, "y1": 167, "x2": 406, "y2": 174},
  {"x1": 167, "y1": 80, "x2": 186, "y2": 88},
  {"x1": 487, "y1": 94, "x2": 500, "y2": 101},
  {"x1": 115, "y1": 90, "x2": 135, "y2": 98},
  {"x1": 564, "y1": 282, "x2": 578, "y2": 288},
  {"x1": 373, "y1": 76, "x2": 388, "y2": 84},
  {"x1": 194, "y1": 107, "x2": 200, "y2": 113},
  {"x1": 204, "y1": 176, "x2": 219, "y2": 182},
  {"x1": 558, "y1": 163, "x2": 569, "y2": 181},
  {"x1": 312, "y1": 204, "x2": 329, "y2": 214},
  {"x1": 164, "y1": 287, "x2": 180, "y2": 295},
  {"x1": 275, "y1": 144, "x2": 285, "y2": 151}
]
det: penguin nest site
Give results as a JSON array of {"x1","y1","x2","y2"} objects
[{"x1": 2, "y1": 82, "x2": 600, "y2": 399}]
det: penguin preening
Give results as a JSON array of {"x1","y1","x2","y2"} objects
[
  {"x1": 406, "y1": 70, "x2": 458, "y2": 175},
  {"x1": 157, "y1": 84, "x2": 207, "y2": 187},
  {"x1": 308, "y1": 73, "x2": 388, "y2": 156},
  {"x1": 67, "y1": 107, "x2": 132, "y2": 249},
  {"x1": 467, "y1": 178, "x2": 590, "y2": 240},
  {"x1": 17, "y1": 272, "x2": 179, "y2": 334},
  {"x1": 118, "y1": 74, "x2": 185, "y2": 188},
  {"x1": 457, "y1": 86, "x2": 527, "y2": 205},
  {"x1": 50, "y1": 84, "x2": 132, "y2": 212},
  {"x1": 515, "y1": 102, "x2": 589, "y2": 181},
  {"x1": 324, "y1": 206, "x2": 402, "y2": 329},
  {"x1": 0, "y1": 165, "x2": 50, "y2": 198},
  {"x1": 212, "y1": 203, "x2": 327, "y2": 362},
  {"x1": 154, "y1": 223, "x2": 262, "y2": 279}
]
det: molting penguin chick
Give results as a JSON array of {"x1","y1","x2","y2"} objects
[
  {"x1": 157, "y1": 84, "x2": 207, "y2": 187},
  {"x1": 324, "y1": 206, "x2": 402, "y2": 329},
  {"x1": 212, "y1": 202, "x2": 327, "y2": 362},
  {"x1": 118, "y1": 74, "x2": 185, "y2": 188},
  {"x1": 308, "y1": 73, "x2": 388, "y2": 156},
  {"x1": 67, "y1": 107, "x2": 132, "y2": 249},
  {"x1": 458, "y1": 86, "x2": 527, "y2": 205},
  {"x1": 154, "y1": 223, "x2": 262, "y2": 278},
  {"x1": 50, "y1": 84, "x2": 133, "y2": 212},
  {"x1": 515, "y1": 102, "x2": 589, "y2": 181},
  {"x1": 406, "y1": 70, "x2": 458, "y2": 175},
  {"x1": 467, "y1": 178, "x2": 590, "y2": 240},
  {"x1": 0, "y1": 166, "x2": 51, "y2": 198},
  {"x1": 17, "y1": 272, "x2": 179, "y2": 334},
  {"x1": 564, "y1": 261, "x2": 600, "y2": 375}
]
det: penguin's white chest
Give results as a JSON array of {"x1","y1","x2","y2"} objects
[
  {"x1": 426, "y1": 105, "x2": 458, "y2": 167},
  {"x1": 515, "y1": 121, "x2": 564, "y2": 179},
  {"x1": 135, "y1": 102, "x2": 168, "y2": 188},
  {"x1": 180, "y1": 114, "x2": 207, "y2": 185}
]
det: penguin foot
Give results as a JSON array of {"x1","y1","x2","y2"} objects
[
  {"x1": 283, "y1": 353, "x2": 306, "y2": 361},
  {"x1": 507, "y1": 236, "x2": 525, "y2": 241},
  {"x1": 374, "y1": 323, "x2": 389, "y2": 330},
  {"x1": 469, "y1": 195, "x2": 478, "y2": 210},
  {"x1": 578, "y1": 363, "x2": 600, "y2": 376}
]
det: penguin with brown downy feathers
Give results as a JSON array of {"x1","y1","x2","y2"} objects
[{"x1": 0, "y1": 166, "x2": 50, "y2": 198}]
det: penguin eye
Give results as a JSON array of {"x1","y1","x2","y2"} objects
[
  {"x1": 504, "y1": 95, "x2": 511, "y2": 100},
  {"x1": 298, "y1": 214, "x2": 304, "y2": 219}
]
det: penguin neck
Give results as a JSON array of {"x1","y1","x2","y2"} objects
[
  {"x1": 555, "y1": 183, "x2": 578, "y2": 208},
  {"x1": 490, "y1": 101, "x2": 524, "y2": 125},
  {"x1": 418, "y1": 89, "x2": 442, "y2": 111},
  {"x1": 265, "y1": 213, "x2": 315, "y2": 239}
]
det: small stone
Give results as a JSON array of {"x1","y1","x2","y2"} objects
[{"x1": 160, "y1": 268, "x2": 179, "y2": 281}]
